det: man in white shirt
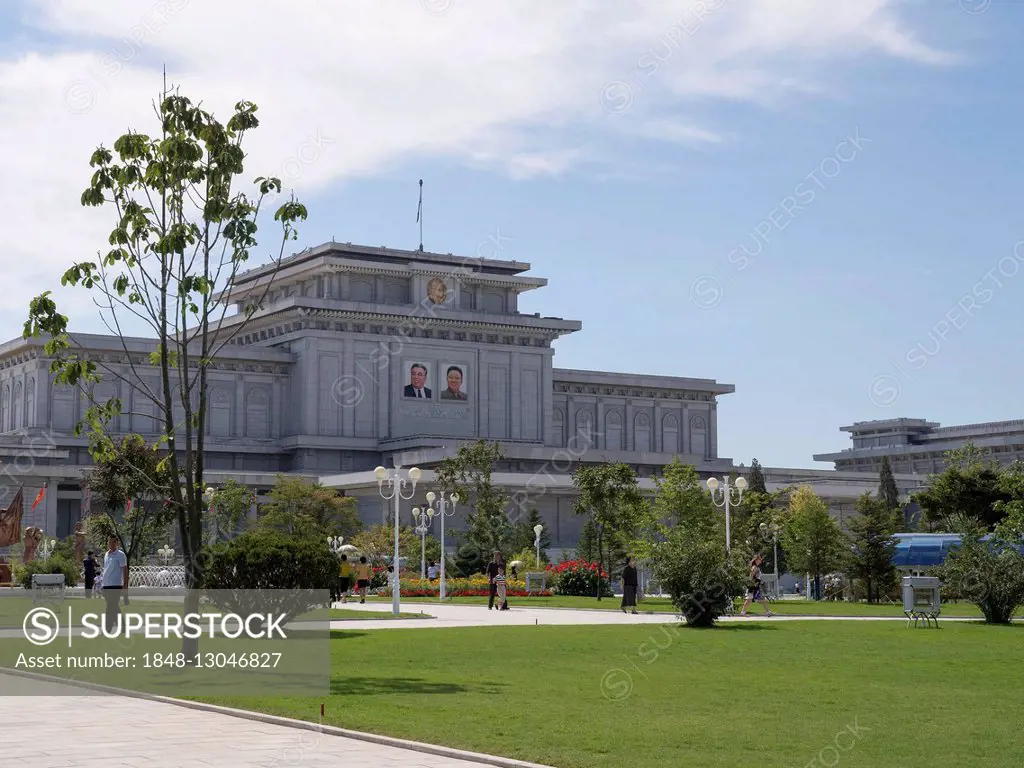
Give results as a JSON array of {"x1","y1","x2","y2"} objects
[
  {"x1": 427, "y1": 561, "x2": 438, "y2": 581},
  {"x1": 101, "y1": 535, "x2": 128, "y2": 634}
]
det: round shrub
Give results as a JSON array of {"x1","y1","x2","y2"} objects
[
  {"x1": 204, "y1": 529, "x2": 338, "y2": 621},
  {"x1": 653, "y1": 531, "x2": 744, "y2": 627}
]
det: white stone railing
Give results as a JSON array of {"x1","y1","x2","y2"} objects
[{"x1": 128, "y1": 565, "x2": 185, "y2": 588}]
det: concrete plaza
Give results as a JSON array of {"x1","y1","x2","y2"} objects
[{"x1": 0, "y1": 670, "x2": 551, "y2": 768}]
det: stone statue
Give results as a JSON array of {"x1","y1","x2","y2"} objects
[
  {"x1": 22, "y1": 526, "x2": 43, "y2": 564},
  {"x1": 74, "y1": 520, "x2": 86, "y2": 564}
]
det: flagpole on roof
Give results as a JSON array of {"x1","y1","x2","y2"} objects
[{"x1": 416, "y1": 179, "x2": 424, "y2": 252}]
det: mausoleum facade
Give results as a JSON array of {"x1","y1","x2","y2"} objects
[{"x1": 0, "y1": 242, "x2": 924, "y2": 550}]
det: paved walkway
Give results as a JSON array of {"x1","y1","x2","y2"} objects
[
  {"x1": 327, "y1": 601, "x2": 991, "y2": 630},
  {"x1": 0, "y1": 672, "x2": 549, "y2": 768}
]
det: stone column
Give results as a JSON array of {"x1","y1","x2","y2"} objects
[
  {"x1": 682, "y1": 403, "x2": 690, "y2": 454},
  {"x1": 654, "y1": 402, "x2": 663, "y2": 453},
  {"x1": 710, "y1": 401, "x2": 719, "y2": 458}
]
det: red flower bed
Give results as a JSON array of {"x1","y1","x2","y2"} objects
[{"x1": 546, "y1": 559, "x2": 609, "y2": 579}]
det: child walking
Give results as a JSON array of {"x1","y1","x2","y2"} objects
[{"x1": 493, "y1": 565, "x2": 508, "y2": 611}]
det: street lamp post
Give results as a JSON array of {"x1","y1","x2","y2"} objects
[
  {"x1": 424, "y1": 490, "x2": 459, "y2": 600},
  {"x1": 411, "y1": 506, "x2": 434, "y2": 578},
  {"x1": 39, "y1": 537, "x2": 55, "y2": 560},
  {"x1": 374, "y1": 465, "x2": 421, "y2": 616},
  {"x1": 533, "y1": 524, "x2": 544, "y2": 568},
  {"x1": 158, "y1": 544, "x2": 175, "y2": 566},
  {"x1": 706, "y1": 475, "x2": 747, "y2": 552},
  {"x1": 327, "y1": 536, "x2": 345, "y2": 556}
]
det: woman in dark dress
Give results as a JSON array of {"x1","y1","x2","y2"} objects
[{"x1": 621, "y1": 556, "x2": 639, "y2": 615}]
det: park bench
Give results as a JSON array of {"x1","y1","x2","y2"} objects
[{"x1": 31, "y1": 573, "x2": 66, "y2": 604}]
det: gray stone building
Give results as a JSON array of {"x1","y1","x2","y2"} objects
[
  {"x1": 814, "y1": 417, "x2": 1024, "y2": 475},
  {"x1": 0, "y1": 241, "x2": 924, "y2": 551}
]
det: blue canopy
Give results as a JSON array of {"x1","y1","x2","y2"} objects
[
  {"x1": 891, "y1": 534, "x2": 963, "y2": 568},
  {"x1": 891, "y1": 533, "x2": 1023, "y2": 567}
]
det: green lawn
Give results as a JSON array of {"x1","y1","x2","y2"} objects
[
  {"x1": 362, "y1": 594, "x2": 1019, "y2": 618},
  {"x1": 0, "y1": 596, "x2": 195, "y2": 628},
  {"x1": 190, "y1": 621, "x2": 1024, "y2": 768}
]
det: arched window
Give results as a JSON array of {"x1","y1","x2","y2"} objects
[
  {"x1": 12, "y1": 381, "x2": 23, "y2": 430},
  {"x1": 576, "y1": 408, "x2": 595, "y2": 446},
  {"x1": 634, "y1": 412, "x2": 652, "y2": 453},
  {"x1": 662, "y1": 413, "x2": 679, "y2": 454},
  {"x1": 24, "y1": 377, "x2": 35, "y2": 429},
  {"x1": 0, "y1": 384, "x2": 9, "y2": 432},
  {"x1": 605, "y1": 410, "x2": 623, "y2": 451},
  {"x1": 690, "y1": 415, "x2": 708, "y2": 457},
  {"x1": 350, "y1": 279, "x2": 373, "y2": 302},
  {"x1": 482, "y1": 291, "x2": 504, "y2": 313},
  {"x1": 208, "y1": 386, "x2": 232, "y2": 436},
  {"x1": 552, "y1": 408, "x2": 565, "y2": 447},
  {"x1": 51, "y1": 382, "x2": 74, "y2": 431},
  {"x1": 246, "y1": 388, "x2": 270, "y2": 438},
  {"x1": 93, "y1": 382, "x2": 117, "y2": 432}
]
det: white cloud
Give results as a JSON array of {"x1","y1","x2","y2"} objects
[{"x1": 0, "y1": 0, "x2": 955, "y2": 339}]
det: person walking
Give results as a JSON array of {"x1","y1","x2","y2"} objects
[
  {"x1": 740, "y1": 554, "x2": 775, "y2": 617},
  {"x1": 621, "y1": 556, "x2": 639, "y2": 615},
  {"x1": 337, "y1": 554, "x2": 354, "y2": 604},
  {"x1": 493, "y1": 565, "x2": 508, "y2": 610},
  {"x1": 83, "y1": 550, "x2": 96, "y2": 596},
  {"x1": 354, "y1": 556, "x2": 372, "y2": 604},
  {"x1": 486, "y1": 551, "x2": 504, "y2": 610},
  {"x1": 426, "y1": 561, "x2": 438, "y2": 581},
  {"x1": 101, "y1": 535, "x2": 128, "y2": 633}
]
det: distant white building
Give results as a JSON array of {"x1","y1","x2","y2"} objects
[{"x1": 814, "y1": 417, "x2": 1024, "y2": 475}]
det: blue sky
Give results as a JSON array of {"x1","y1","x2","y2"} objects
[{"x1": 0, "y1": 0, "x2": 1020, "y2": 469}]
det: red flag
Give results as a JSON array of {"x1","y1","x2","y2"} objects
[{"x1": 31, "y1": 487, "x2": 45, "y2": 511}]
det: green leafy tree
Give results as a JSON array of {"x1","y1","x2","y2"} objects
[
  {"x1": 452, "y1": 540, "x2": 487, "y2": 577},
  {"x1": 257, "y1": 475, "x2": 360, "y2": 539},
  {"x1": 846, "y1": 493, "x2": 899, "y2": 603},
  {"x1": 935, "y1": 460, "x2": 1024, "y2": 624},
  {"x1": 349, "y1": 524, "x2": 431, "y2": 569},
  {"x1": 651, "y1": 459, "x2": 715, "y2": 530},
  {"x1": 573, "y1": 462, "x2": 646, "y2": 600},
  {"x1": 650, "y1": 458, "x2": 744, "y2": 626},
  {"x1": 782, "y1": 486, "x2": 849, "y2": 600},
  {"x1": 509, "y1": 508, "x2": 552, "y2": 556},
  {"x1": 747, "y1": 458, "x2": 767, "y2": 494},
  {"x1": 23, "y1": 88, "x2": 307, "y2": 659},
  {"x1": 84, "y1": 434, "x2": 175, "y2": 571},
  {"x1": 205, "y1": 478, "x2": 254, "y2": 544},
  {"x1": 575, "y1": 517, "x2": 599, "y2": 561},
  {"x1": 436, "y1": 440, "x2": 513, "y2": 556},
  {"x1": 914, "y1": 444, "x2": 1010, "y2": 532},
  {"x1": 878, "y1": 456, "x2": 900, "y2": 511},
  {"x1": 995, "y1": 462, "x2": 1024, "y2": 539}
]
